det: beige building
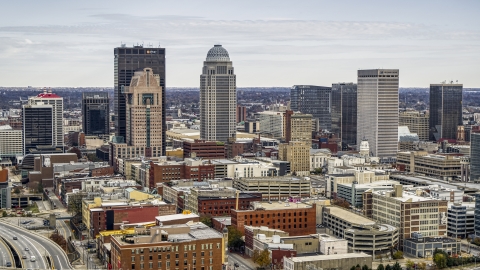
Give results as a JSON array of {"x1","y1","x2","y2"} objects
[
  {"x1": 110, "y1": 68, "x2": 163, "y2": 171},
  {"x1": 284, "y1": 253, "x2": 372, "y2": 270},
  {"x1": 396, "y1": 151, "x2": 462, "y2": 180},
  {"x1": 279, "y1": 141, "x2": 310, "y2": 176},
  {"x1": 326, "y1": 171, "x2": 390, "y2": 198},
  {"x1": 289, "y1": 113, "x2": 313, "y2": 145},
  {"x1": 234, "y1": 176, "x2": 311, "y2": 201},
  {"x1": 399, "y1": 111, "x2": 429, "y2": 141},
  {"x1": 364, "y1": 185, "x2": 448, "y2": 248}
]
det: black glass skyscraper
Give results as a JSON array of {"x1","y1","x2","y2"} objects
[
  {"x1": 290, "y1": 85, "x2": 332, "y2": 131},
  {"x1": 331, "y1": 83, "x2": 357, "y2": 150},
  {"x1": 22, "y1": 105, "x2": 53, "y2": 154},
  {"x1": 114, "y1": 45, "x2": 166, "y2": 155},
  {"x1": 471, "y1": 132, "x2": 480, "y2": 183},
  {"x1": 429, "y1": 83, "x2": 463, "y2": 141},
  {"x1": 82, "y1": 92, "x2": 110, "y2": 135}
]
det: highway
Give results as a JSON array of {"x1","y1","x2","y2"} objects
[
  {"x1": 57, "y1": 219, "x2": 72, "y2": 240},
  {"x1": 0, "y1": 223, "x2": 47, "y2": 269},
  {"x1": 0, "y1": 237, "x2": 13, "y2": 268},
  {"x1": 0, "y1": 221, "x2": 72, "y2": 269}
]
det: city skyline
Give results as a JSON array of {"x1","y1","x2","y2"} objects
[{"x1": 0, "y1": 0, "x2": 479, "y2": 87}]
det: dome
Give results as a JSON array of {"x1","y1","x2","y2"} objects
[{"x1": 206, "y1": 45, "x2": 230, "y2": 61}]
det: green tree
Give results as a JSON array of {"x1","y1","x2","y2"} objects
[
  {"x1": 376, "y1": 264, "x2": 385, "y2": 270},
  {"x1": 252, "y1": 249, "x2": 260, "y2": 262},
  {"x1": 350, "y1": 267, "x2": 356, "y2": 270},
  {"x1": 405, "y1": 259, "x2": 415, "y2": 270},
  {"x1": 392, "y1": 262, "x2": 401, "y2": 270},
  {"x1": 254, "y1": 249, "x2": 271, "y2": 268},
  {"x1": 433, "y1": 253, "x2": 447, "y2": 269},
  {"x1": 362, "y1": 265, "x2": 369, "y2": 270},
  {"x1": 417, "y1": 262, "x2": 426, "y2": 270},
  {"x1": 392, "y1": 251, "x2": 403, "y2": 259},
  {"x1": 68, "y1": 192, "x2": 86, "y2": 216},
  {"x1": 13, "y1": 187, "x2": 21, "y2": 194},
  {"x1": 199, "y1": 214, "x2": 213, "y2": 227},
  {"x1": 87, "y1": 153, "x2": 102, "y2": 162},
  {"x1": 36, "y1": 182, "x2": 44, "y2": 194},
  {"x1": 2, "y1": 211, "x2": 7, "y2": 217},
  {"x1": 227, "y1": 226, "x2": 244, "y2": 248}
]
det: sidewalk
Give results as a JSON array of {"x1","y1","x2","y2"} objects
[{"x1": 228, "y1": 251, "x2": 257, "y2": 270}]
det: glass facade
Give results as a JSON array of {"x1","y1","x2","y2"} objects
[
  {"x1": 82, "y1": 92, "x2": 110, "y2": 135},
  {"x1": 22, "y1": 106, "x2": 53, "y2": 154},
  {"x1": 429, "y1": 84, "x2": 463, "y2": 141},
  {"x1": 290, "y1": 85, "x2": 332, "y2": 131},
  {"x1": 331, "y1": 83, "x2": 357, "y2": 150},
  {"x1": 114, "y1": 46, "x2": 166, "y2": 154},
  {"x1": 471, "y1": 133, "x2": 480, "y2": 182}
]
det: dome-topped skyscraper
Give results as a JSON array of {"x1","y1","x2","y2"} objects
[{"x1": 200, "y1": 45, "x2": 236, "y2": 142}]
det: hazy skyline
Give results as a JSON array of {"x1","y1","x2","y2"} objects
[{"x1": 1, "y1": 0, "x2": 479, "y2": 87}]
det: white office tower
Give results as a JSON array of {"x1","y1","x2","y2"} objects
[
  {"x1": 357, "y1": 69, "x2": 399, "y2": 161},
  {"x1": 27, "y1": 89, "x2": 64, "y2": 149},
  {"x1": 200, "y1": 45, "x2": 237, "y2": 143}
]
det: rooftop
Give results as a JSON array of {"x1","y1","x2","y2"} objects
[
  {"x1": 249, "y1": 201, "x2": 313, "y2": 211},
  {"x1": 287, "y1": 252, "x2": 371, "y2": 262},
  {"x1": 155, "y1": 213, "x2": 199, "y2": 223},
  {"x1": 325, "y1": 206, "x2": 375, "y2": 226}
]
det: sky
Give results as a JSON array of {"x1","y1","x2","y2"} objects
[{"x1": 0, "y1": 0, "x2": 479, "y2": 87}]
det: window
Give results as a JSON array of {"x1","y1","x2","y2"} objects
[{"x1": 132, "y1": 256, "x2": 135, "y2": 262}]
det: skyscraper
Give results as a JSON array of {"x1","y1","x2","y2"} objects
[
  {"x1": 22, "y1": 105, "x2": 53, "y2": 154},
  {"x1": 429, "y1": 83, "x2": 463, "y2": 141},
  {"x1": 290, "y1": 85, "x2": 332, "y2": 131},
  {"x1": 471, "y1": 132, "x2": 480, "y2": 183},
  {"x1": 331, "y1": 83, "x2": 357, "y2": 150},
  {"x1": 357, "y1": 69, "x2": 399, "y2": 159},
  {"x1": 27, "y1": 89, "x2": 63, "y2": 149},
  {"x1": 200, "y1": 45, "x2": 236, "y2": 142},
  {"x1": 110, "y1": 68, "x2": 164, "y2": 169},
  {"x1": 114, "y1": 45, "x2": 166, "y2": 155},
  {"x1": 82, "y1": 92, "x2": 110, "y2": 136}
]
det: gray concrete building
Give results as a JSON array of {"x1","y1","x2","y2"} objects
[
  {"x1": 357, "y1": 69, "x2": 399, "y2": 160},
  {"x1": 200, "y1": 45, "x2": 236, "y2": 143},
  {"x1": 284, "y1": 253, "x2": 372, "y2": 270},
  {"x1": 447, "y1": 203, "x2": 475, "y2": 239}
]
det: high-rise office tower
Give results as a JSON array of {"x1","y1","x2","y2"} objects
[
  {"x1": 290, "y1": 85, "x2": 332, "y2": 131},
  {"x1": 22, "y1": 104, "x2": 53, "y2": 154},
  {"x1": 82, "y1": 92, "x2": 110, "y2": 135},
  {"x1": 200, "y1": 45, "x2": 236, "y2": 142},
  {"x1": 331, "y1": 83, "x2": 357, "y2": 150},
  {"x1": 27, "y1": 89, "x2": 63, "y2": 149},
  {"x1": 471, "y1": 132, "x2": 480, "y2": 183},
  {"x1": 429, "y1": 83, "x2": 463, "y2": 141},
  {"x1": 283, "y1": 110, "x2": 312, "y2": 145},
  {"x1": 114, "y1": 45, "x2": 166, "y2": 155},
  {"x1": 357, "y1": 69, "x2": 399, "y2": 159}
]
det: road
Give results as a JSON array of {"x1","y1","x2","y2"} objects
[
  {"x1": 0, "y1": 221, "x2": 72, "y2": 269},
  {"x1": 227, "y1": 252, "x2": 256, "y2": 270},
  {"x1": 0, "y1": 237, "x2": 13, "y2": 268},
  {"x1": 57, "y1": 220, "x2": 72, "y2": 240},
  {"x1": 0, "y1": 223, "x2": 47, "y2": 269}
]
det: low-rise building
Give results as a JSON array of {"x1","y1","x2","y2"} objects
[
  {"x1": 447, "y1": 202, "x2": 475, "y2": 239},
  {"x1": 149, "y1": 158, "x2": 216, "y2": 188},
  {"x1": 404, "y1": 233, "x2": 461, "y2": 258},
  {"x1": 310, "y1": 149, "x2": 331, "y2": 171},
  {"x1": 323, "y1": 206, "x2": 398, "y2": 256},
  {"x1": 396, "y1": 151, "x2": 462, "y2": 180},
  {"x1": 278, "y1": 141, "x2": 310, "y2": 176},
  {"x1": 110, "y1": 222, "x2": 225, "y2": 270},
  {"x1": 327, "y1": 171, "x2": 390, "y2": 198},
  {"x1": 197, "y1": 193, "x2": 262, "y2": 217},
  {"x1": 231, "y1": 201, "x2": 316, "y2": 236},
  {"x1": 336, "y1": 180, "x2": 400, "y2": 208},
  {"x1": 234, "y1": 176, "x2": 311, "y2": 201},
  {"x1": 183, "y1": 140, "x2": 226, "y2": 159},
  {"x1": 283, "y1": 253, "x2": 372, "y2": 270}
]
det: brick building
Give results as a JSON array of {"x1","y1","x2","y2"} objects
[
  {"x1": 149, "y1": 159, "x2": 215, "y2": 188},
  {"x1": 110, "y1": 222, "x2": 225, "y2": 270},
  {"x1": 183, "y1": 140, "x2": 226, "y2": 159},
  {"x1": 197, "y1": 193, "x2": 262, "y2": 216},
  {"x1": 231, "y1": 202, "x2": 317, "y2": 236}
]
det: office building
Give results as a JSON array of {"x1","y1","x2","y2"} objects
[
  {"x1": 278, "y1": 141, "x2": 310, "y2": 176},
  {"x1": 110, "y1": 68, "x2": 164, "y2": 169},
  {"x1": 429, "y1": 83, "x2": 463, "y2": 141},
  {"x1": 22, "y1": 104, "x2": 53, "y2": 154},
  {"x1": 0, "y1": 125, "x2": 23, "y2": 161},
  {"x1": 200, "y1": 45, "x2": 236, "y2": 143},
  {"x1": 236, "y1": 105, "x2": 247, "y2": 123},
  {"x1": 27, "y1": 89, "x2": 64, "y2": 149},
  {"x1": 404, "y1": 233, "x2": 460, "y2": 258},
  {"x1": 331, "y1": 83, "x2": 357, "y2": 150},
  {"x1": 283, "y1": 253, "x2": 372, "y2": 270},
  {"x1": 283, "y1": 111, "x2": 312, "y2": 144},
  {"x1": 476, "y1": 193, "x2": 480, "y2": 238},
  {"x1": 233, "y1": 176, "x2": 311, "y2": 201},
  {"x1": 183, "y1": 140, "x2": 226, "y2": 159},
  {"x1": 357, "y1": 69, "x2": 399, "y2": 160},
  {"x1": 447, "y1": 203, "x2": 475, "y2": 239},
  {"x1": 290, "y1": 85, "x2": 332, "y2": 130},
  {"x1": 471, "y1": 132, "x2": 480, "y2": 182},
  {"x1": 256, "y1": 111, "x2": 284, "y2": 139},
  {"x1": 399, "y1": 111, "x2": 429, "y2": 141},
  {"x1": 396, "y1": 151, "x2": 462, "y2": 180},
  {"x1": 114, "y1": 45, "x2": 166, "y2": 155},
  {"x1": 82, "y1": 92, "x2": 110, "y2": 135}
]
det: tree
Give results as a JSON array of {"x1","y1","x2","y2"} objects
[
  {"x1": 68, "y1": 192, "x2": 86, "y2": 216},
  {"x1": 254, "y1": 249, "x2": 271, "y2": 268},
  {"x1": 68, "y1": 147, "x2": 82, "y2": 159},
  {"x1": 392, "y1": 251, "x2": 403, "y2": 260},
  {"x1": 434, "y1": 253, "x2": 447, "y2": 269},
  {"x1": 362, "y1": 265, "x2": 369, "y2": 270},
  {"x1": 2, "y1": 211, "x2": 7, "y2": 217},
  {"x1": 376, "y1": 264, "x2": 385, "y2": 270},
  {"x1": 417, "y1": 262, "x2": 426, "y2": 270},
  {"x1": 227, "y1": 226, "x2": 244, "y2": 248},
  {"x1": 87, "y1": 153, "x2": 102, "y2": 162},
  {"x1": 392, "y1": 262, "x2": 401, "y2": 270},
  {"x1": 199, "y1": 214, "x2": 213, "y2": 227},
  {"x1": 252, "y1": 249, "x2": 260, "y2": 262},
  {"x1": 49, "y1": 231, "x2": 67, "y2": 251},
  {"x1": 36, "y1": 182, "x2": 44, "y2": 194},
  {"x1": 405, "y1": 259, "x2": 415, "y2": 270},
  {"x1": 13, "y1": 187, "x2": 21, "y2": 194}
]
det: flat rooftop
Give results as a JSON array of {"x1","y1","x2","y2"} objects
[
  {"x1": 288, "y1": 252, "x2": 371, "y2": 262},
  {"x1": 155, "y1": 213, "x2": 199, "y2": 223},
  {"x1": 325, "y1": 207, "x2": 375, "y2": 226},
  {"x1": 252, "y1": 201, "x2": 313, "y2": 210},
  {"x1": 405, "y1": 237, "x2": 459, "y2": 243}
]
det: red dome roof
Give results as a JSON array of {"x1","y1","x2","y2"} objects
[{"x1": 37, "y1": 93, "x2": 61, "y2": 98}]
